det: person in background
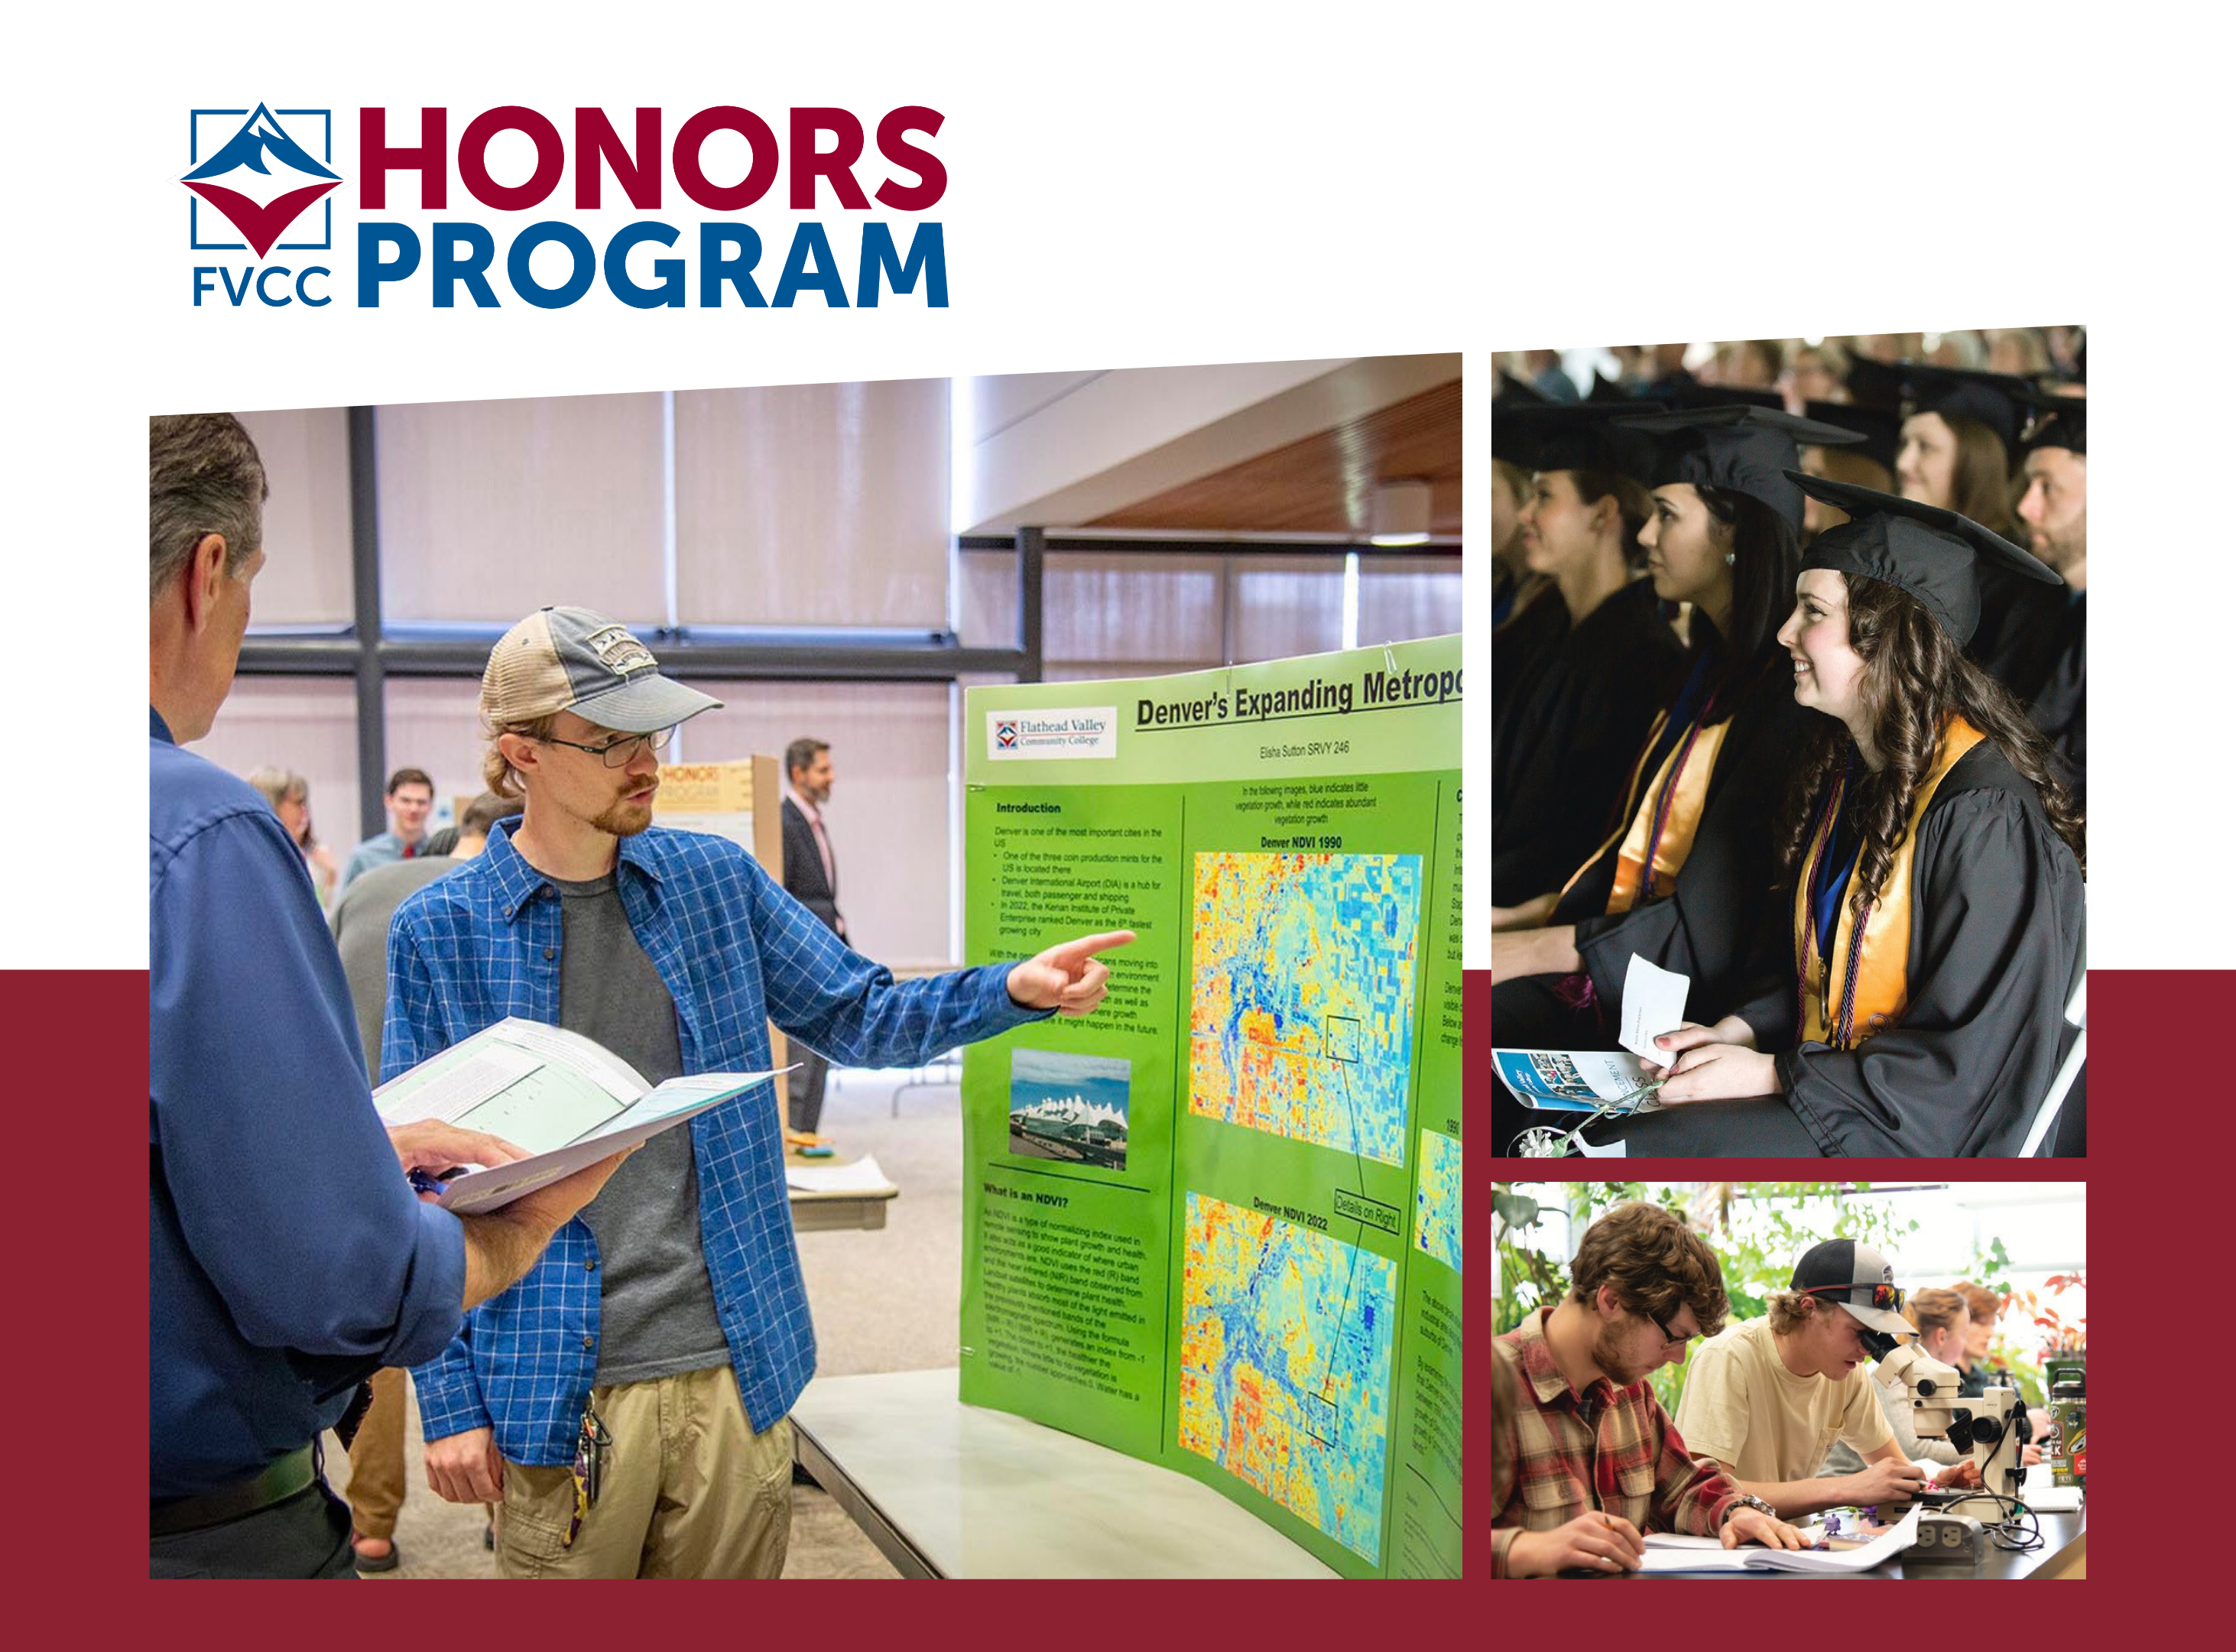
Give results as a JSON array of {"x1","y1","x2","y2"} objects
[
  {"x1": 1779, "y1": 340, "x2": 1850, "y2": 413},
  {"x1": 1490, "y1": 405, "x2": 1684, "y2": 907},
  {"x1": 343, "y1": 768, "x2": 436, "y2": 888},
  {"x1": 1985, "y1": 328, "x2": 2052, "y2": 378},
  {"x1": 1953, "y1": 1281, "x2": 2047, "y2": 1460},
  {"x1": 1493, "y1": 1202, "x2": 1806, "y2": 1576},
  {"x1": 1490, "y1": 456, "x2": 1543, "y2": 628},
  {"x1": 780, "y1": 737, "x2": 845, "y2": 1135},
  {"x1": 326, "y1": 789, "x2": 521, "y2": 1572},
  {"x1": 149, "y1": 413, "x2": 628, "y2": 1578},
  {"x1": 248, "y1": 765, "x2": 340, "y2": 907},
  {"x1": 2013, "y1": 394, "x2": 2087, "y2": 810}
]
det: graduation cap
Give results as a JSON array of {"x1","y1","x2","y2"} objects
[
  {"x1": 2015, "y1": 388, "x2": 2087, "y2": 456},
  {"x1": 1491, "y1": 402, "x2": 1661, "y2": 484},
  {"x1": 1495, "y1": 367, "x2": 1551, "y2": 404},
  {"x1": 1804, "y1": 400, "x2": 1902, "y2": 474},
  {"x1": 1586, "y1": 372, "x2": 1634, "y2": 404},
  {"x1": 1841, "y1": 359, "x2": 2032, "y2": 450},
  {"x1": 1613, "y1": 406, "x2": 1865, "y2": 531},
  {"x1": 1789, "y1": 469, "x2": 2057, "y2": 644},
  {"x1": 1666, "y1": 382, "x2": 1787, "y2": 414}
]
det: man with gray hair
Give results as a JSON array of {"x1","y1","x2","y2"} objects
[{"x1": 149, "y1": 415, "x2": 628, "y2": 1577}]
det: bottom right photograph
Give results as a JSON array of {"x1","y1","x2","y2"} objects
[{"x1": 1491, "y1": 1179, "x2": 2085, "y2": 1579}]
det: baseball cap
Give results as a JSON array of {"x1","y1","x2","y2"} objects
[
  {"x1": 1790, "y1": 1238, "x2": 1913, "y2": 1339},
  {"x1": 482, "y1": 606, "x2": 722, "y2": 734}
]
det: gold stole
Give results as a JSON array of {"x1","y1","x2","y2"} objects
[
  {"x1": 1559, "y1": 711, "x2": 1733, "y2": 916},
  {"x1": 1794, "y1": 719, "x2": 1987, "y2": 1048}
]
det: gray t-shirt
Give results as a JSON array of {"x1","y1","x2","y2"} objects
[{"x1": 551, "y1": 869, "x2": 731, "y2": 1387}]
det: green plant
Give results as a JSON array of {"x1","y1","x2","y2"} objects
[
  {"x1": 1971, "y1": 1267, "x2": 2085, "y2": 1407},
  {"x1": 1492, "y1": 1183, "x2": 1921, "y2": 1415}
]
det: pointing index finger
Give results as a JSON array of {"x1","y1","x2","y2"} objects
[{"x1": 1050, "y1": 930, "x2": 1137, "y2": 967}]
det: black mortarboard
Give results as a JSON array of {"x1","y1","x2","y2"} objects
[
  {"x1": 1894, "y1": 364, "x2": 2033, "y2": 451},
  {"x1": 1495, "y1": 368, "x2": 1551, "y2": 404},
  {"x1": 1842, "y1": 352, "x2": 1905, "y2": 411},
  {"x1": 1842, "y1": 359, "x2": 2031, "y2": 450},
  {"x1": 1613, "y1": 406, "x2": 1864, "y2": 531},
  {"x1": 1803, "y1": 400, "x2": 1902, "y2": 474},
  {"x1": 1491, "y1": 402, "x2": 1660, "y2": 484},
  {"x1": 2015, "y1": 388, "x2": 2087, "y2": 456},
  {"x1": 1667, "y1": 382, "x2": 1787, "y2": 414},
  {"x1": 1586, "y1": 372, "x2": 1634, "y2": 404},
  {"x1": 1790, "y1": 469, "x2": 2057, "y2": 644}
]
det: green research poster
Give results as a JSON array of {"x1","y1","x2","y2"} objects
[{"x1": 957, "y1": 636, "x2": 1462, "y2": 1578}]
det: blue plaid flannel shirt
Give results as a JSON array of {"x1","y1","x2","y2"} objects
[{"x1": 387, "y1": 817, "x2": 1044, "y2": 1465}]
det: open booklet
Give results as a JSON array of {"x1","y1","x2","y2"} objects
[
  {"x1": 1491, "y1": 1049, "x2": 1665, "y2": 1114},
  {"x1": 373, "y1": 1017, "x2": 785, "y2": 1215},
  {"x1": 1637, "y1": 1507, "x2": 1922, "y2": 1574}
]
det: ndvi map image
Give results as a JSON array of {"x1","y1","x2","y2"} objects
[
  {"x1": 1176, "y1": 1192, "x2": 1396, "y2": 1561},
  {"x1": 1187, "y1": 852, "x2": 1422, "y2": 1165}
]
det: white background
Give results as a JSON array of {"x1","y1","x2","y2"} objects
[{"x1": 4, "y1": 2, "x2": 2224, "y2": 967}]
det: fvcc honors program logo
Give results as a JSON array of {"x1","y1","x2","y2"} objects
[{"x1": 183, "y1": 103, "x2": 339, "y2": 306}]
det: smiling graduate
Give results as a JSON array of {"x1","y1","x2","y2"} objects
[{"x1": 1605, "y1": 475, "x2": 2085, "y2": 1157}]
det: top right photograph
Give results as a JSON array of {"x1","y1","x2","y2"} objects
[{"x1": 1488, "y1": 331, "x2": 2085, "y2": 1159}]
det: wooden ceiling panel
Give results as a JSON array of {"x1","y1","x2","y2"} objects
[{"x1": 1086, "y1": 379, "x2": 1462, "y2": 537}]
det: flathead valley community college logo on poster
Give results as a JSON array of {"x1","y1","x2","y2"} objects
[{"x1": 183, "y1": 104, "x2": 341, "y2": 257}]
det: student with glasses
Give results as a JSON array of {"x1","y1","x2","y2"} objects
[
  {"x1": 388, "y1": 606, "x2": 1135, "y2": 1579},
  {"x1": 1494, "y1": 1202, "x2": 1807, "y2": 1576},
  {"x1": 1673, "y1": 1240, "x2": 1935, "y2": 1520}
]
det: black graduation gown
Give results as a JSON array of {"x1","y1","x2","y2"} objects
[
  {"x1": 2027, "y1": 591, "x2": 2085, "y2": 814},
  {"x1": 1968, "y1": 558, "x2": 2069, "y2": 705},
  {"x1": 1490, "y1": 583, "x2": 1567, "y2": 710},
  {"x1": 1756, "y1": 740, "x2": 2084, "y2": 1155},
  {"x1": 1491, "y1": 578, "x2": 1683, "y2": 904},
  {"x1": 1553, "y1": 651, "x2": 1812, "y2": 1029},
  {"x1": 1590, "y1": 742, "x2": 2083, "y2": 1158}
]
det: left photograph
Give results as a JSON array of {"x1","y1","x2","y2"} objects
[{"x1": 147, "y1": 357, "x2": 1462, "y2": 1579}]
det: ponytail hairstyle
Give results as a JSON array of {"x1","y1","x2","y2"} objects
[
  {"x1": 1568, "y1": 467, "x2": 1657, "y2": 571},
  {"x1": 1774, "y1": 576, "x2": 2085, "y2": 917}
]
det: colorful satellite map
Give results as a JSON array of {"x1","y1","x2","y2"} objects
[
  {"x1": 1412, "y1": 1128, "x2": 1461, "y2": 1271},
  {"x1": 1188, "y1": 852, "x2": 1421, "y2": 1165},
  {"x1": 1176, "y1": 1191, "x2": 1395, "y2": 1560}
]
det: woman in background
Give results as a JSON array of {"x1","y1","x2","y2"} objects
[{"x1": 247, "y1": 765, "x2": 339, "y2": 907}]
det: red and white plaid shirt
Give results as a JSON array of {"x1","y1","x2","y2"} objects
[{"x1": 1494, "y1": 1306, "x2": 1740, "y2": 1577}]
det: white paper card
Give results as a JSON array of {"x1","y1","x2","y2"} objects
[{"x1": 1618, "y1": 955, "x2": 1691, "y2": 1065}]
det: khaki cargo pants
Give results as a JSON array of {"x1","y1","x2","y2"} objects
[{"x1": 495, "y1": 1366, "x2": 793, "y2": 1579}]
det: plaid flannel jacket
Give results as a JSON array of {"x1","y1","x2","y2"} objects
[
  {"x1": 1493, "y1": 1307, "x2": 1740, "y2": 1576},
  {"x1": 388, "y1": 818, "x2": 1045, "y2": 1466}
]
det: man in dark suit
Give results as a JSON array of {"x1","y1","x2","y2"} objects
[{"x1": 780, "y1": 738, "x2": 844, "y2": 1131}]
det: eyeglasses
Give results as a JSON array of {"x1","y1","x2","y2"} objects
[
  {"x1": 535, "y1": 726, "x2": 677, "y2": 768},
  {"x1": 1646, "y1": 1310, "x2": 1698, "y2": 1350},
  {"x1": 1800, "y1": 1281, "x2": 1907, "y2": 1314}
]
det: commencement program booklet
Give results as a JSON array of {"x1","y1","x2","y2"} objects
[
  {"x1": 372, "y1": 1017, "x2": 781, "y2": 1214},
  {"x1": 1492, "y1": 1048, "x2": 1661, "y2": 1113}
]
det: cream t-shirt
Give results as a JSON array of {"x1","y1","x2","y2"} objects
[{"x1": 1673, "y1": 1316, "x2": 1896, "y2": 1482}]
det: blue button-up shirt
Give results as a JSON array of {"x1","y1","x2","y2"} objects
[
  {"x1": 388, "y1": 816, "x2": 1043, "y2": 1465},
  {"x1": 150, "y1": 708, "x2": 467, "y2": 1498}
]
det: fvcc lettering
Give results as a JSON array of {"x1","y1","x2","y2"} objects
[{"x1": 355, "y1": 106, "x2": 946, "y2": 309}]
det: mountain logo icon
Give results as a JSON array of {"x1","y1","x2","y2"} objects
[{"x1": 183, "y1": 104, "x2": 341, "y2": 258}]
